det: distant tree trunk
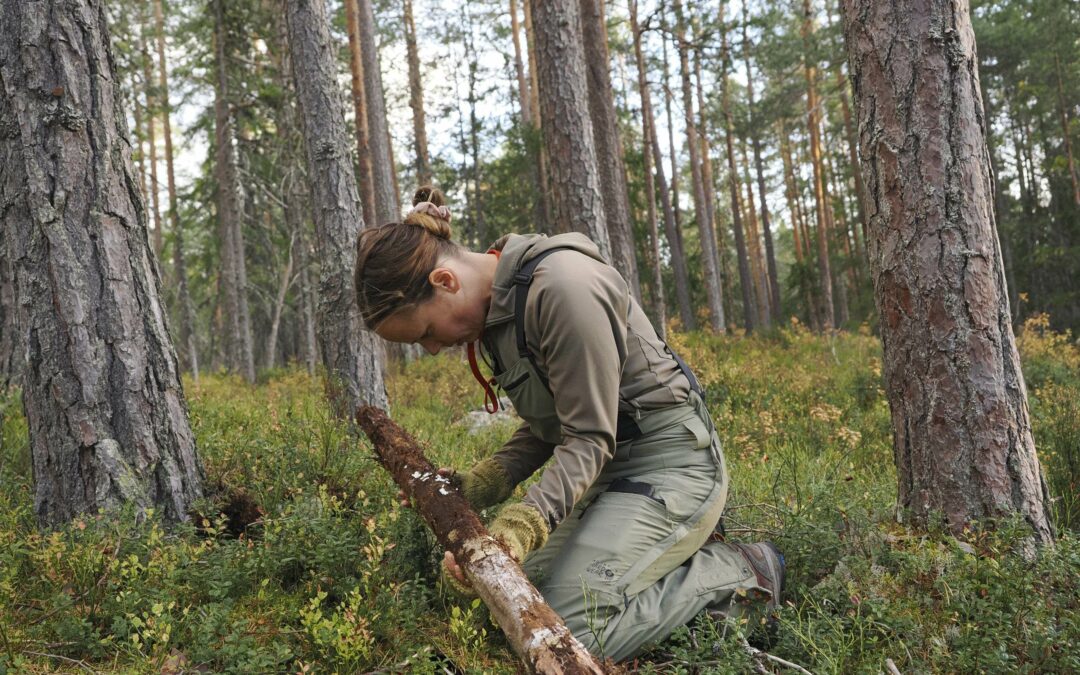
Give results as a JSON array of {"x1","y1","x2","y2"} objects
[
  {"x1": 403, "y1": 0, "x2": 431, "y2": 186},
  {"x1": 692, "y1": 41, "x2": 723, "y2": 286},
  {"x1": 743, "y1": 14, "x2": 781, "y2": 322},
  {"x1": 674, "y1": 0, "x2": 724, "y2": 332},
  {"x1": 297, "y1": 242, "x2": 319, "y2": 375},
  {"x1": 741, "y1": 141, "x2": 771, "y2": 328},
  {"x1": 153, "y1": 0, "x2": 198, "y2": 380},
  {"x1": 717, "y1": 7, "x2": 755, "y2": 333},
  {"x1": 581, "y1": 0, "x2": 641, "y2": 298},
  {"x1": 286, "y1": 0, "x2": 388, "y2": 413},
  {"x1": 343, "y1": 0, "x2": 378, "y2": 230},
  {"x1": 356, "y1": 0, "x2": 400, "y2": 226},
  {"x1": 265, "y1": 235, "x2": 294, "y2": 371},
  {"x1": 132, "y1": 87, "x2": 149, "y2": 206},
  {"x1": 843, "y1": 0, "x2": 1053, "y2": 544},
  {"x1": 660, "y1": 9, "x2": 682, "y2": 242},
  {"x1": 510, "y1": 0, "x2": 531, "y2": 127},
  {"x1": 0, "y1": 0, "x2": 204, "y2": 526},
  {"x1": 461, "y1": 4, "x2": 486, "y2": 241},
  {"x1": 630, "y1": 0, "x2": 671, "y2": 335},
  {"x1": 1053, "y1": 54, "x2": 1080, "y2": 207},
  {"x1": 523, "y1": 0, "x2": 554, "y2": 233},
  {"x1": 214, "y1": 0, "x2": 256, "y2": 383},
  {"x1": 802, "y1": 0, "x2": 834, "y2": 331},
  {"x1": 530, "y1": 0, "x2": 610, "y2": 258},
  {"x1": 140, "y1": 18, "x2": 163, "y2": 261}
]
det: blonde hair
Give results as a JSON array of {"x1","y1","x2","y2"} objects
[{"x1": 354, "y1": 186, "x2": 463, "y2": 329}]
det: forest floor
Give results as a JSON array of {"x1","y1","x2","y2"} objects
[{"x1": 1, "y1": 316, "x2": 1078, "y2": 674}]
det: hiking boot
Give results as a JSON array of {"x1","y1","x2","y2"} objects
[{"x1": 732, "y1": 541, "x2": 785, "y2": 610}]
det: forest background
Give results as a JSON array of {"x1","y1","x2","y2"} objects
[{"x1": 0, "y1": 0, "x2": 1078, "y2": 672}]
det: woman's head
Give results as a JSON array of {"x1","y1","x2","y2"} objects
[{"x1": 355, "y1": 187, "x2": 490, "y2": 353}]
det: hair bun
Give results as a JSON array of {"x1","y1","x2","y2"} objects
[{"x1": 413, "y1": 185, "x2": 445, "y2": 208}]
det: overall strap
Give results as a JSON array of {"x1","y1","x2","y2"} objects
[{"x1": 510, "y1": 246, "x2": 577, "y2": 392}]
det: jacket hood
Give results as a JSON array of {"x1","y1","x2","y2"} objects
[{"x1": 485, "y1": 232, "x2": 606, "y2": 327}]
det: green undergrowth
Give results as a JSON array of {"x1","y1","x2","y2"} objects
[{"x1": 0, "y1": 319, "x2": 1077, "y2": 673}]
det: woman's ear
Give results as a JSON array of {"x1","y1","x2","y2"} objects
[{"x1": 428, "y1": 267, "x2": 460, "y2": 293}]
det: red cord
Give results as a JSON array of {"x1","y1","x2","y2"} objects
[{"x1": 467, "y1": 342, "x2": 500, "y2": 414}]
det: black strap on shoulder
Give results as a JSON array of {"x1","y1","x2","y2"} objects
[
  {"x1": 509, "y1": 245, "x2": 703, "y2": 422},
  {"x1": 510, "y1": 247, "x2": 576, "y2": 391}
]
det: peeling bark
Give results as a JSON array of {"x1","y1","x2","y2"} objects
[
  {"x1": 843, "y1": 0, "x2": 1053, "y2": 543},
  {"x1": 357, "y1": 406, "x2": 607, "y2": 674},
  {"x1": 0, "y1": 0, "x2": 204, "y2": 526}
]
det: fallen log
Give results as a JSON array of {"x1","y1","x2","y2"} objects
[{"x1": 357, "y1": 405, "x2": 607, "y2": 674}]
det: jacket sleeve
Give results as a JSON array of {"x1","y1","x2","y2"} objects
[
  {"x1": 491, "y1": 421, "x2": 556, "y2": 486},
  {"x1": 520, "y1": 256, "x2": 629, "y2": 530}
]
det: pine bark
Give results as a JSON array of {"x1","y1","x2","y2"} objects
[
  {"x1": 843, "y1": 0, "x2": 1053, "y2": 543},
  {"x1": 523, "y1": 0, "x2": 554, "y2": 233},
  {"x1": 213, "y1": 0, "x2": 255, "y2": 383},
  {"x1": 153, "y1": 0, "x2": 198, "y2": 380},
  {"x1": 0, "y1": 0, "x2": 204, "y2": 526},
  {"x1": 718, "y1": 8, "x2": 755, "y2": 333},
  {"x1": 580, "y1": 0, "x2": 641, "y2": 298},
  {"x1": 0, "y1": 245, "x2": 17, "y2": 390},
  {"x1": 356, "y1": 0, "x2": 400, "y2": 226},
  {"x1": 403, "y1": 0, "x2": 431, "y2": 186},
  {"x1": 286, "y1": 0, "x2": 388, "y2": 414},
  {"x1": 344, "y1": 0, "x2": 378, "y2": 231},
  {"x1": 530, "y1": 0, "x2": 611, "y2": 258},
  {"x1": 674, "y1": 0, "x2": 725, "y2": 332},
  {"x1": 802, "y1": 0, "x2": 835, "y2": 331},
  {"x1": 357, "y1": 406, "x2": 606, "y2": 673}
]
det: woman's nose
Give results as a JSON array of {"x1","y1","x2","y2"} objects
[{"x1": 421, "y1": 340, "x2": 441, "y2": 355}]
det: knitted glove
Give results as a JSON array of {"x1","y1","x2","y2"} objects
[
  {"x1": 440, "y1": 560, "x2": 476, "y2": 599},
  {"x1": 488, "y1": 502, "x2": 549, "y2": 562},
  {"x1": 453, "y1": 458, "x2": 513, "y2": 510}
]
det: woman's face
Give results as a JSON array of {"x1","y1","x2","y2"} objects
[{"x1": 373, "y1": 265, "x2": 485, "y2": 354}]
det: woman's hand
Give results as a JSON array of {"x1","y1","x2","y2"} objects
[
  {"x1": 396, "y1": 467, "x2": 456, "y2": 508},
  {"x1": 443, "y1": 550, "x2": 468, "y2": 586}
]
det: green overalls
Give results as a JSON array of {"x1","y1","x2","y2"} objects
[{"x1": 480, "y1": 233, "x2": 770, "y2": 662}]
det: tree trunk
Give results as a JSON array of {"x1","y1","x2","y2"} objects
[
  {"x1": 0, "y1": 245, "x2": 17, "y2": 391},
  {"x1": 843, "y1": 0, "x2": 1053, "y2": 544},
  {"x1": 802, "y1": 0, "x2": 835, "y2": 331},
  {"x1": 356, "y1": 0, "x2": 400, "y2": 226},
  {"x1": 742, "y1": 13, "x2": 781, "y2": 322},
  {"x1": 153, "y1": 0, "x2": 198, "y2": 380},
  {"x1": 214, "y1": 0, "x2": 256, "y2": 383},
  {"x1": 403, "y1": 0, "x2": 431, "y2": 186},
  {"x1": 140, "y1": 16, "x2": 163, "y2": 262},
  {"x1": 343, "y1": 0, "x2": 378, "y2": 231},
  {"x1": 530, "y1": 0, "x2": 611, "y2": 258},
  {"x1": 581, "y1": 0, "x2": 641, "y2": 298},
  {"x1": 741, "y1": 141, "x2": 772, "y2": 328},
  {"x1": 1053, "y1": 54, "x2": 1080, "y2": 208},
  {"x1": 718, "y1": 6, "x2": 755, "y2": 333},
  {"x1": 286, "y1": 0, "x2": 388, "y2": 414},
  {"x1": 0, "y1": 0, "x2": 204, "y2": 526},
  {"x1": 356, "y1": 406, "x2": 606, "y2": 673},
  {"x1": 523, "y1": 0, "x2": 554, "y2": 234},
  {"x1": 265, "y1": 235, "x2": 294, "y2": 371},
  {"x1": 510, "y1": 0, "x2": 531, "y2": 127},
  {"x1": 674, "y1": 0, "x2": 725, "y2": 332},
  {"x1": 661, "y1": 10, "x2": 682, "y2": 246},
  {"x1": 628, "y1": 0, "x2": 667, "y2": 336}
]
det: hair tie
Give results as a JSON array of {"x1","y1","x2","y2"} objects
[{"x1": 408, "y1": 201, "x2": 452, "y2": 224}]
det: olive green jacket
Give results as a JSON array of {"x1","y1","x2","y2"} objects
[{"x1": 482, "y1": 233, "x2": 692, "y2": 531}]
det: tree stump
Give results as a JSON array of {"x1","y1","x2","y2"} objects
[{"x1": 357, "y1": 406, "x2": 607, "y2": 674}]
